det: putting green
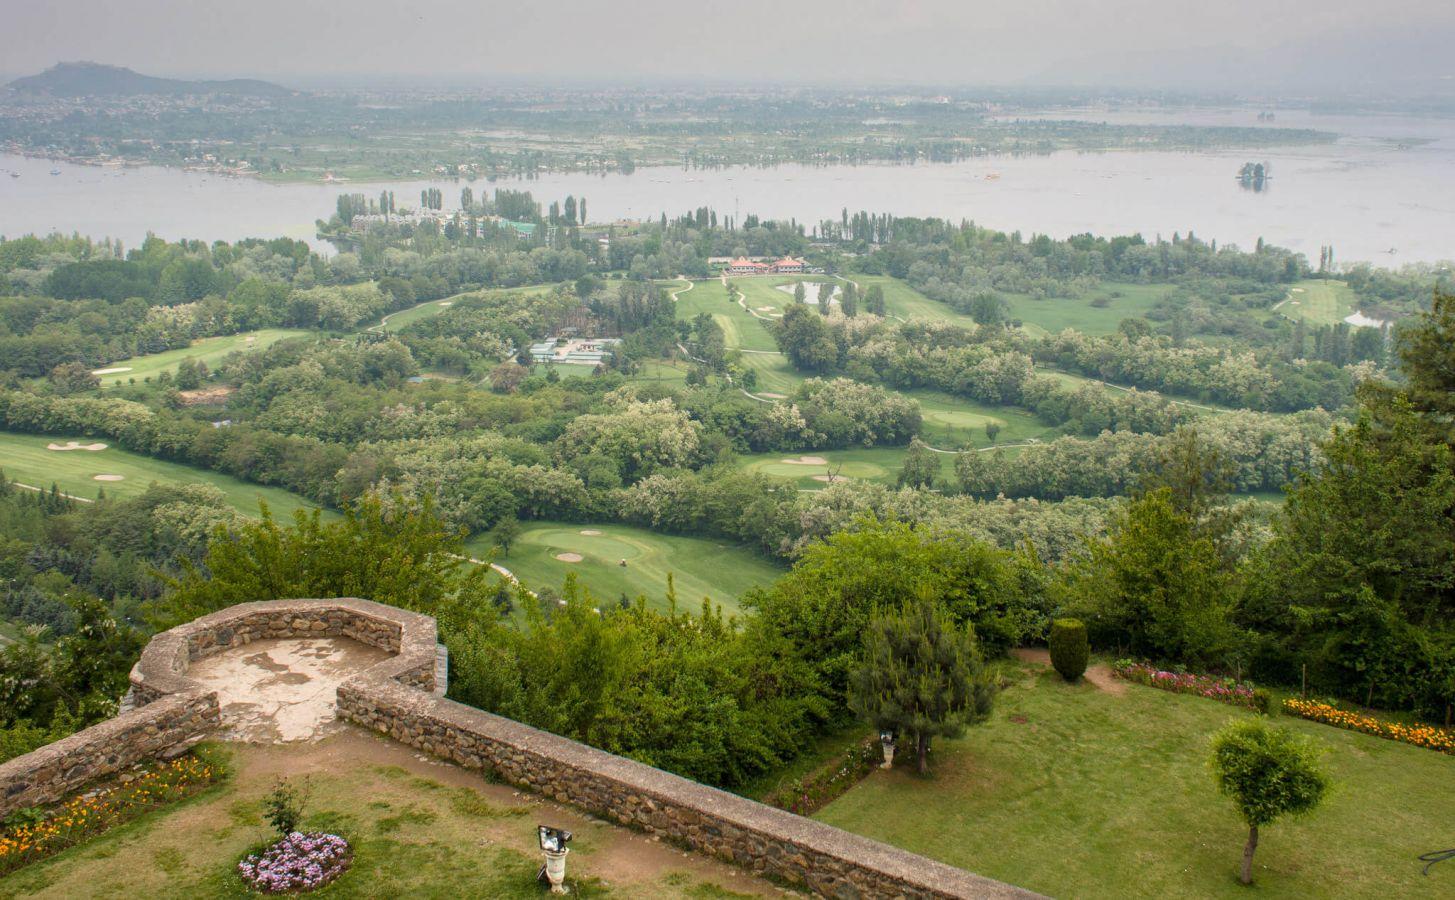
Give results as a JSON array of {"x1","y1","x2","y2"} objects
[
  {"x1": 1276, "y1": 279, "x2": 1362, "y2": 327},
  {"x1": 467, "y1": 522, "x2": 783, "y2": 616}
]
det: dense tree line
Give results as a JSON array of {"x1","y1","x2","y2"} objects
[{"x1": 0, "y1": 478, "x2": 237, "y2": 761}]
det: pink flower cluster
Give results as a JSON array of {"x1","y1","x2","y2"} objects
[
  {"x1": 1113, "y1": 661, "x2": 1260, "y2": 710},
  {"x1": 238, "y1": 832, "x2": 350, "y2": 894}
]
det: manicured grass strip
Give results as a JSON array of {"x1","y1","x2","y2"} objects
[
  {"x1": 845, "y1": 274, "x2": 981, "y2": 327},
  {"x1": 735, "y1": 447, "x2": 920, "y2": 489},
  {"x1": 1283, "y1": 698, "x2": 1455, "y2": 755},
  {"x1": 680, "y1": 279, "x2": 781, "y2": 353},
  {"x1": 94, "y1": 329, "x2": 311, "y2": 387},
  {"x1": 0, "y1": 430, "x2": 324, "y2": 520},
  {"x1": 1276, "y1": 280, "x2": 1360, "y2": 327},
  {"x1": 468, "y1": 522, "x2": 782, "y2": 616},
  {"x1": 907, "y1": 389, "x2": 1054, "y2": 449},
  {"x1": 1003, "y1": 281, "x2": 1168, "y2": 336},
  {"x1": 815, "y1": 663, "x2": 1455, "y2": 899},
  {"x1": 366, "y1": 283, "x2": 561, "y2": 336}
]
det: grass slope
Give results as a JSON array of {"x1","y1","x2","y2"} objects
[
  {"x1": 468, "y1": 522, "x2": 782, "y2": 616},
  {"x1": 1006, "y1": 282, "x2": 1168, "y2": 336},
  {"x1": 735, "y1": 447, "x2": 927, "y2": 489},
  {"x1": 681, "y1": 279, "x2": 781, "y2": 353},
  {"x1": 909, "y1": 389, "x2": 1056, "y2": 448},
  {"x1": 94, "y1": 329, "x2": 310, "y2": 387},
  {"x1": 0, "y1": 430, "x2": 323, "y2": 519},
  {"x1": 845, "y1": 274, "x2": 981, "y2": 327},
  {"x1": 816, "y1": 662, "x2": 1455, "y2": 899},
  {"x1": 366, "y1": 283, "x2": 561, "y2": 336}
]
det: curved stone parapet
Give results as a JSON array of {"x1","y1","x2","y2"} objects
[
  {"x1": 0, "y1": 598, "x2": 1038, "y2": 899},
  {"x1": 0, "y1": 598, "x2": 434, "y2": 817}
]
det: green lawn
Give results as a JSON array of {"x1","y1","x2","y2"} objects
[
  {"x1": 1277, "y1": 280, "x2": 1360, "y2": 327},
  {"x1": 737, "y1": 352, "x2": 805, "y2": 396},
  {"x1": 816, "y1": 661, "x2": 1455, "y2": 899},
  {"x1": 0, "y1": 431, "x2": 324, "y2": 519},
  {"x1": 735, "y1": 446, "x2": 950, "y2": 490},
  {"x1": 369, "y1": 297, "x2": 459, "y2": 333},
  {"x1": 367, "y1": 283, "x2": 562, "y2": 336},
  {"x1": 1006, "y1": 282, "x2": 1168, "y2": 336},
  {"x1": 468, "y1": 522, "x2": 782, "y2": 616},
  {"x1": 94, "y1": 329, "x2": 311, "y2": 387},
  {"x1": 909, "y1": 390, "x2": 1055, "y2": 449},
  {"x1": 845, "y1": 274, "x2": 982, "y2": 327},
  {"x1": 0, "y1": 736, "x2": 760, "y2": 899},
  {"x1": 681, "y1": 279, "x2": 783, "y2": 353}
]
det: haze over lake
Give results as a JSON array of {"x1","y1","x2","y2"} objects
[{"x1": 3, "y1": 108, "x2": 1452, "y2": 265}]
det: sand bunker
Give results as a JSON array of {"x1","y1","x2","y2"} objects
[
  {"x1": 244, "y1": 336, "x2": 257, "y2": 342},
  {"x1": 93, "y1": 474, "x2": 125, "y2": 481},
  {"x1": 812, "y1": 474, "x2": 849, "y2": 483},
  {"x1": 438, "y1": 301, "x2": 453, "y2": 306},
  {"x1": 780, "y1": 455, "x2": 829, "y2": 465},
  {"x1": 1291, "y1": 287, "x2": 1306, "y2": 293},
  {"x1": 758, "y1": 392, "x2": 787, "y2": 399},
  {"x1": 554, "y1": 552, "x2": 584, "y2": 562},
  {"x1": 91, "y1": 367, "x2": 132, "y2": 376},
  {"x1": 580, "y1": 529, "x2": 603, "y2": 536},
  {"x1": 47, "y1": 441, "x2": 107, "y2": 451},
  {"x1": 756, "y1": 306, "x2": 775, "y2": 311}
]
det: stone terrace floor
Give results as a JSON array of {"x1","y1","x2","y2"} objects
[{"x1": 186, "y1": 636, "x2": 391, "y2": 743}]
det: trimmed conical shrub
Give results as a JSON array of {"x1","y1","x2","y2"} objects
[{"x1": 1048, "y1": 618, "x2": 1089, "y2": 682}]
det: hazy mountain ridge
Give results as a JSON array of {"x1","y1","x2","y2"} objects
[
  {"x1": 1032, "y1": 25, "x2": 1455, "y2": 94},
  {"x1": 6, "y1": 61, "x2": 293, "y2": 97}
]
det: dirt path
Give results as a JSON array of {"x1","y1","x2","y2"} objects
[
  {"x1": 9, "y1": 482, "x2": 95, "y2": 503},
  {"x1": 1012, "y1": 647, "x2": 1126, "y2": 696}
]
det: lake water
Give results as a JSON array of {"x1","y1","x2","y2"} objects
[{"x1": 1, "y1": 108, "x2": 1452, "y2": 265}]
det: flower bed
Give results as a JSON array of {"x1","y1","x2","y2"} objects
[
  {"x1": 1112, "y1": 661, "x2": 1264, "y2": 711},
  {"x1": 765, "y1": 737, "x2": 880, "y2": 816},
  {"x1": 1283, "y1": 699, "x2": 1455, "y2": 755},
  {"x1": 0, "y1": 751, "x2": 224, "y2": 875},
  {"x1": 238, "y1": 831, "x2": 351, "y2": 894}
]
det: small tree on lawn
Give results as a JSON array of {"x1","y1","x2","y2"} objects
[
  {"x1": 1209, "y1": 719, "x2": 1329, "y2": 885},
  {"x1": 848, "y1": 594, "x2": 994, "y2": 774},
  {"x1": 490, "y1": 514, "x2": 522, "y2": 555}
]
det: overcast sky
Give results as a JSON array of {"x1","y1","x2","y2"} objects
[{"x1": 5, "y1": 0, "x2": 1454, "y2": 88}]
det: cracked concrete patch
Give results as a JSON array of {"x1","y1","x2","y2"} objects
[{"x1": 187, "y1": 637, "x2": 391, "y2": 743}]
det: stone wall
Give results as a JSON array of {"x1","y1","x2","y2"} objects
[
  {"x1": 331, "y1": 606, "x2": 1036, "y2": 899},
  {"x1": 0, "y1": 693, "x2": 219, "y2": 813},
  {"x1": 0, "y1": 598, "x2": 424, "y2": 819},
  {"x1": 1, "y1": 598, "x2": 1037, "y2": 898}
]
